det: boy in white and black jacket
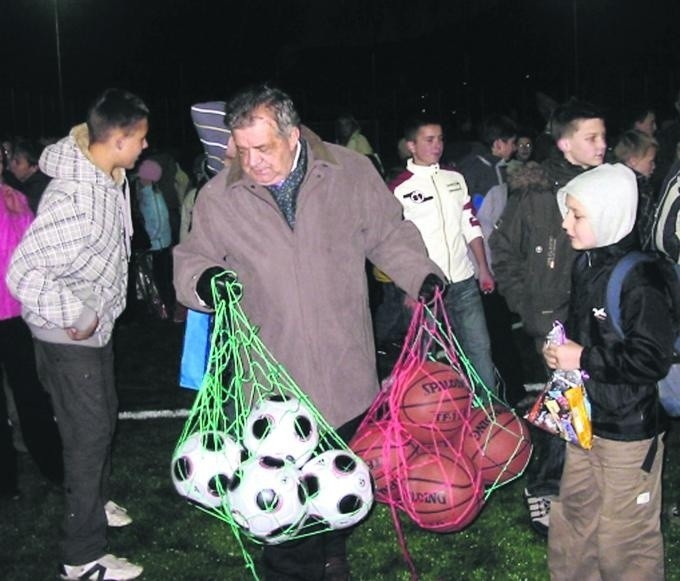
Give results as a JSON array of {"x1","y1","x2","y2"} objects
[{"x1": 545, "y1": 163, "x2": 675, "y2": 580}]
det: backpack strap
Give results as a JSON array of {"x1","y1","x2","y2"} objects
[{"x1": 606, "y1": 251, "x2": 656, "y2": 339}]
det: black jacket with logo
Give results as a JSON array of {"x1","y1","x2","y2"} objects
[{"x1": 569, "y1": 233, "x2": 674, "y2": 440}]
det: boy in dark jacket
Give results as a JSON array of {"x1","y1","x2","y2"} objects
[
  {"x1": 545, "y1": 163, "x2": 673, "y2": 580},
  {"x1": 489, "y1": 99, "x2": 606, "y2": 535}
]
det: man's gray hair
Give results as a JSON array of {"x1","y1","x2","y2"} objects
[{"x1": 225, "y1": 84, "x2": 300, "y2": 137}]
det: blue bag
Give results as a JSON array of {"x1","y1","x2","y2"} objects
[
  {"x1": 606, "y1": 251, "x2": 680, "y2": 416},
  {"x1": 179, "y1": 309, "x2": 212, "y2": 390}
]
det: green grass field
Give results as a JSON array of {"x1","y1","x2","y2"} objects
[{"x1": 2, "y1": 317, "x2": 680, "y2": 580}]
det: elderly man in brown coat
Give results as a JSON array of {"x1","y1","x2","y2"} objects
[{"x1": 173, "y1": 84, "x2": 443, "y2": 581}]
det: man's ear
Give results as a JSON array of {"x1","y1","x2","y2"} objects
[
  {"x1": 491, "y1": 138, "x2": 502, "y2": 156},
  {"x1": 406, "y1": 140, "x2": 416, "y2": 156},
  {"x1": 287, "y1": 126, "x2": 301, "y2": 149}
]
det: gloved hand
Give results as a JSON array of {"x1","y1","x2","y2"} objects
[
  {"x1": 418, "y1": 273, "x2": 445, "y2": 304},
  {"x1": 196, "y1": 267, "x2": 240, "y2": 308}
]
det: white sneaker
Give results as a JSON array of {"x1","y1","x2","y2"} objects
[
  {"x1": 60, "y1": 553, "x2": 143, "y2": 580},
  {"x1": 524, "y1": 488, "x2": 550, "y2": 536},
  {"x1": 105, "y1": 501, "x2": 132, "y2": 527}
]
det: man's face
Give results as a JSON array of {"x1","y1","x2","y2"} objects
[
  {"x1": 558, "y1": 118, "x2": 606, "y2": 168},
  {"x1": 407, "y1": 124, "x2": 444, "y2": 166},
  {"x1": 233, "y1": 107, "x2": 300, "y2": 186},
  {"x1": 10, "y1": 153, "x2": 37, "y2": 182},
  {"x1": 116, "y1": 118, "x2": 149, "y2": 170}
]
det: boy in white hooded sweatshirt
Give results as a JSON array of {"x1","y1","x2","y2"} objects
[{"x1": 544, "y1": 162, "x2": 675, "y2": 580}]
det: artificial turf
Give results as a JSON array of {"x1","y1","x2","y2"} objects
[{"x1": 2, "y1": 316, "x2": 680, "y2": 580}]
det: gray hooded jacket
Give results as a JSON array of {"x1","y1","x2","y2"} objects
[{"x1": 7, "y1": 124, "x2": 130, "y2": 347}]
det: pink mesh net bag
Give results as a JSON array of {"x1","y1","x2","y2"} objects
[{"x1": 349, "y1": 290, "x2": 533, "y2": 576}]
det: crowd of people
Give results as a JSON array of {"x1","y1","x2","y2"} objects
[{"x1": 3, "y1": 83, "x2": 680, "y2": 580}]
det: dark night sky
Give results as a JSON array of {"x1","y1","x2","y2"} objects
[{"x1": 3, "y1": 0, "x2": 680, "y2": 155}]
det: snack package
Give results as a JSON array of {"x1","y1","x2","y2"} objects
[{"x1": 525, "y1": 322, "x2": 592, "y2": 449}]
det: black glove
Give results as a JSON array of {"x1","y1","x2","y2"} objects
[
  {"x1": 196, "y1": 267, "x2": 240, "y2": 308},
  {"x1": 418, "y1": 273, "x2": 445, "y2": 304}
]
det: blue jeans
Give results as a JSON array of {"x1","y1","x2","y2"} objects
[{"x1": 443, "y1": 276, "x2": 497, "y2": 392}]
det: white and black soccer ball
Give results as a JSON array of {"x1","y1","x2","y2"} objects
[
  {"x1": 171, "y1": 431, "x2": 244, "y2": 508},
  {"x1": 301, "y1": 450, "x2": 374, "y2": 531},
  {"x1": 242, "y1": 394, "x2": 319, "y2": 467},
  {"x1": 227, "y1": 456, "x2": 309, "y2": 544}
]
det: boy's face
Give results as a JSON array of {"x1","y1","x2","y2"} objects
[
  {"x1": 557, "y1": 118, "x2": 606, "y2": 169},
  {"x1": 492, "y1": 137, "x2": 517, "y2": 161},
  {"x1": 627, "y1": 147, "x2": 656, "y2": 178},
  {"x1": 634, "y1": 112, "x2": 657, "y2": 136},
  {"x1": 516, "y1": 137, "x2": 533, "y2": 162},
  {"x1": 407, "y1": 124, "x2": 444, "y2": 166},
  {"x1": 10, "y1": 153, "x2": 37, "y2": 182},
  {"x1": 115, "y1": 118, "x2": 149, "y2": 170},
  {"x1": 562, "y1": 194, "x2": 597, "y2": 250}
]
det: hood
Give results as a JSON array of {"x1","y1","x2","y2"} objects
[
  {"x1": 507, "y1": 160, "x2": 551, "y2": 193},
  {"x1": 557, "y1": 163, "x2": 637, "y2": 248},
  {"x1": 39, "y1": 123, "x2": 124, "y2": 187}
]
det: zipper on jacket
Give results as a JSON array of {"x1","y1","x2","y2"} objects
[{"x1": 431, "y1": 173, "x2": 453, "y2": 283}]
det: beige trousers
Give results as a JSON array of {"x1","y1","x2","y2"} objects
[{"x1": 548, "y1": 435, "x2": 664, "y2": 581}]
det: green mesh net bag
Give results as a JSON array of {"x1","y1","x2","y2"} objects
[{"x1": 171, "y1": 273, "x2": 374, "y2": 577}]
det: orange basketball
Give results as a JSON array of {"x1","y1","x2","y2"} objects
[
  {"x1": 350, "y1": 421, "x2": 416, "y2": 502},
  {"x1": 398, "y1": 361, "x2": 471, "y2": 445},
  {"x1": 462, "y1": 406, "x2": 533, "y2": 485},
  {"x1": 400, "y1": 450, "x2": 484, "y2": 532}
]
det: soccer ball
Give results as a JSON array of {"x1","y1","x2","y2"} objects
[
  {"x1": 171, "y1": 431, "x2": 244, "y2": 508},
  {"x1": 242, "y1": 394, "x2": 319, "y2": 467},
  {"x1": 301, "y1": 450, "x2": 374, "y2": 531},
  {"x1": 227, "y1": 456, "x2": 309, "y2": 544}
]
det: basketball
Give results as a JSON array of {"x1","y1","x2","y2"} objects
[
  {"x1": 400, "y1": 450, "x2": 483, "y2": 532},
  {"x1": 349, "y1": 421, "x2": 416, "y2": 503},
  {"x1": 398, "y1": 361, "x2": 471, "y2": 445},
  {"x1": 462, "y1": 406, "x2": 533, "y2": 485}
]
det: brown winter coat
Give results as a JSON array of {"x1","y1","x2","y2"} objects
[{"x1": 173, "y1": 127, "x2": 441, "y2": 427}]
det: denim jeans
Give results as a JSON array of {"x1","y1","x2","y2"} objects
[{"x1": 443, "y1": 276, "x2": 497, "y2": 392}]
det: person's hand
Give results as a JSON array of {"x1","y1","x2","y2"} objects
[
  {"x1": 67, "y1": 315, "x2": 99, "y2": 341},
  {"x1": 196, "y1": 267, "x2": 239, "y2": 308},
  {"x1": 418, "y1": 273, "x2": 445, "y2": 304},
  {"x1": 478, "y1": 269, "x2": 495, "y2": 295},
  {"x1": 543, "y1": 339, "x2": 583, "y2": 371}
]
